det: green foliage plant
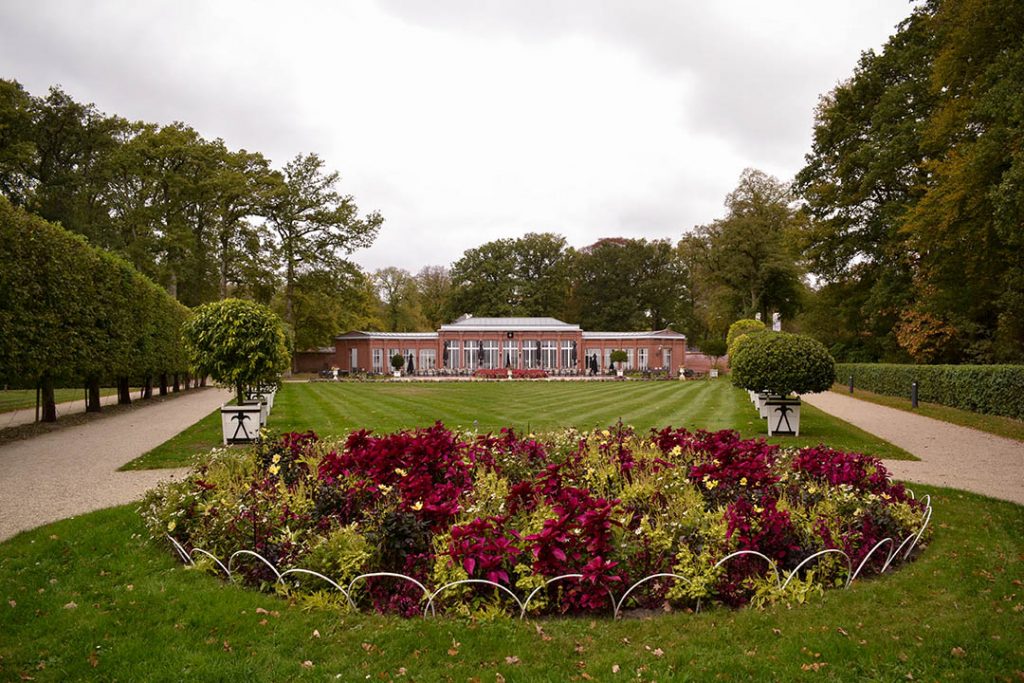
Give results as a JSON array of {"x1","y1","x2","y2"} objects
[
  {"x1": 182, "y1": 298, "x2": 289, "y2": 404},
  {"x1": 726, "y1": 319, "x2": 766, "y2": 356},
  {"x1": 609, "y1": 350, "x2": 628, "y2": 368},
  {"x1": 837, "y1": 362, "x2": 1024, "y2": 420},
  {"x1": 390, "y1": 353, "x2": 405, "y2": 372},
  {"x1": 731, "y1": 332, "x2": 836, "y2": 397}
]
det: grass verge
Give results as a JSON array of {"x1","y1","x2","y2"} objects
[
  {"x1": 831, "y1": 384, "x2": 1024, "y2": 442},
  {"x1": 0, "y1": 387, "x2": 117, "y2": 413},
  {"x1": 0, "y1": 485, "x2": 1020, "y2": 680},
  {"x1": 122, "y1": 380, "x2": 915, "y2": 470}
]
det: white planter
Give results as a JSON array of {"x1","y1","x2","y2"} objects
[
  {"x1": 221, "y1": 404, "x2": 263, "y2": 445},
  {"x1": 766, "y1": 398, "x2": 801, "y2": 436},
  {"x1": 616, "y1": 369, "x2": 624, "y2": 378},
  {"x1": 241, "y1": 399, "x2": 268, "y2": 426},
  {"x1": 749, "y1": 390, "x2": 757, "y2": 403},
  {"x1": 756, "y1": 393, "x2": 769, "y2": 418},
  {"x1": 393, "y1": 370, "x2": 402, "y2": 378},
  {"x1": 710, "y1": 369, "x2": 719, "y2": 378},
  {"x1": 507, "y1": 370, "x2": 513, "y2": 380}
]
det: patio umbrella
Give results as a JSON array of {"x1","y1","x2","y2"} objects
[
  {"x1": 505, "y1": 352, "x2": 511, "y2": 368},
  {"x1": 477, "y1": 341, "x2": 485, "y2": 366},
  {"x1": 571, "y1": 341, "x2": 577, "y2": 366},
  {"x1": 407, "y1": 353, "x2": 415, "y2": 374},
  {"x1": 442, "y1": 345, "x2": 448, "y2": 367}
]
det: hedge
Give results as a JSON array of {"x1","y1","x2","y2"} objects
[
  {"x1": 838, "y1": 363, "x2": 1024, "y2": 420},
  {"x1": 0, "y1": 197, "x2": 190, "y2": 418}
]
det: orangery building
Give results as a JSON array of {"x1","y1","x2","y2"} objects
[{"x1": 299, "y1": 316, "x2": 687, "y2": 377}]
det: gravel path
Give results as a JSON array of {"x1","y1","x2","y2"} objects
[
  {"x1": 803, "y1": 391, "x2": 1024, "y2": 506},
  {"x1": 0, "y1": 387, "x2": 231, "y2": 541}
]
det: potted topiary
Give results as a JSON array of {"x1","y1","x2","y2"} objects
[
  {"x1": 390, "y1": 353, "x2": 405, "y2": 378},
  {"x1": 610, "y1": 349, "x2": 628, "y2": 378},
  {"x1": 699, "y1": 337, "x2": 728, "y2": 379},
  {"x1": 182, "y1": 299, "x2": 290, "y2": 445},
  {"x1": 730, "y1": 332, "x2": 835, "y2": 436}
]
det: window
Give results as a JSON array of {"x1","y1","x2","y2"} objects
[
  {"x1": 541, "y1": 340, "x2": 557, "y2": 368},
  {"x1": 586, "y1": 348, "x2": 600, "y2": 371},
  {"x1": 419, "y1": 348, "x2": 436, "y2": 371},
  {"x1": 463, "y1": 341, "x2": 478, "y2": 369},
  {"x1": 482, "y1": 340, "x2": 499, "y2": 369},
  {"x1": 444, "y1": 340, "x2": 459, "y2": 368},
  {"x1": 522, "y1": 340, "x2": 539, "y2": 369},
  {"x1": 603, "y1": 348, "x2": 613, "y2": 370},
  {"x1": 561, "y1": 341, "x2": 575, "y2": 368},
  {"x1": 638, "y1": 348, "x2": 648, "y2": 370},
  {"x1": 388, "y1": 348, "x2": 400, "y2": 368},
  {"x1": 372, "y1": 348, "x2": 383, "y2": 373},
  {"x1": 502, "y1": 340, "x2": 518, "y2": 368}
]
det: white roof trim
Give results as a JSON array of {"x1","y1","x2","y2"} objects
[
  {"x1": 582, "y1": 329, "x2": 687, "y2": 340},
  {"x1": 335, "y1": 331, "x2": 439, "y2": 341}
]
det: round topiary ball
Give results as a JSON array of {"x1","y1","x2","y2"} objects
[
  {"x1": 731, "y1": 332, "x2": 836, "y2": 397},
  {"x1": 726, "y1": 318, "x2": 766, "y2": 351}
]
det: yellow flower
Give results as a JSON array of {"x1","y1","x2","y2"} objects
[
  {"x1": 670, "y1": 445, "x2": 682, "y2": 456},
  {"x1": 704, "y1": 479, "x2": 719, "y2": 490},
  {"x1": 268, "y1": 464, "x2": 280, "y2": 476},
  {"x1": 271, "y1": 453, "x2": 281, "y2": 464},
  {"x1": 411, "y1": 501, "x2": 423, "y2": 511},
  {"x1": 394, "y1": 468, "x2": 407, "y2": 477},
  {"x1": 379, "y1": 484, "x2": 392, "y2": 495},
  {"x1": 740, "y1": 477, "x2": 748, "y2": 486},
  {"x1": 601, "y1": 429, "x2": 611, "y2": 437},
  {"x1": 167, "y1": 520, "x2": 176, "y2": 532}
]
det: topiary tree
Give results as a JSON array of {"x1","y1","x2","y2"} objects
[
  {"x1": 610, "y1": 349, "x2": 628, "y2": 370},
  {"x1": 182, "y1": 299, "x2": 290, "y2": 404},
  {"x1": 699, "y1": 337, "x2": 728, "y2": 371},
  {"x1": 731, "y1": 332, "x2": 836, "y2": 397},
  {"x1": 390, "y1": 353, "x2": 405, "y2": 373},
  {"x1": 726, "y1": 318, "x2": 766, "y2": 357}
]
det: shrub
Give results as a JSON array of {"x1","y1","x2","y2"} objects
[
  {"x1": 610, "y1": 350, "x2": 628, "y2": 367},
  {"x1": 143, "y1": 423, "x2": 929, "y2": 616},
  {"x1": 182, "y1": 299, "x2": 290, "y2": 404},
  {"x1": 731, "y1": 332, "x2": 836, "y2": 396},
  {"x1": 390, "y1": 353, "x2": 405, "y2": 371},
  {"x1": 837, "y1": 363, "x2": 1024, "y2": 420},
  {"x1": 727, "y1": 319, "x2": 766, "y2": 352}
]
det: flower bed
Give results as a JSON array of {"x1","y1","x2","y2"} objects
[
  {"x1": 143, "y1": 424, "x2": 931, "y2": 617},
  {"x1": 473, "y1": 368, "x2": 548, "y2": 379}
]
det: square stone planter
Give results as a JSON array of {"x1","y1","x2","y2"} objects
[
  {"x1": 765, "y1": 397, "x2": 801, "y2": 436},
  {"x1": 221, "y1": 404, "x2": 263, "y2": 445}
]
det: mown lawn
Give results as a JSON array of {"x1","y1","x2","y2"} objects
[
  {"x1": 0, "y1": 485, "x2": 1020, "y2": 681},
  {"x1": 123, "y1": 379, "x2": 914, "y2": 469},
  {"x1": 0, "y1": 387, "x2": 116, "y2": 413},
  {"x1": 831, "y1": 384, "x2": 1024, "y2": 443}
]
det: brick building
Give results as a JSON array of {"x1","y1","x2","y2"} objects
[{"x1": 329, "y1": 316, "x2": 687, "y2": 376}]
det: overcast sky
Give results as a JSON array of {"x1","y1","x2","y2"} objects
[{"x1": 0, "y1": 1, "x2": 914, "y2": 273}]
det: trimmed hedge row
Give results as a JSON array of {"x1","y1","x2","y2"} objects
[
  {"x1": 0, "y1": 197, "x2": 190, "y2": 418},
  {"x1": 838, "y1": 363, "x2": 1024, "y2": 420}
]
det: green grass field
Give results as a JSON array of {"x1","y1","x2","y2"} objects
[
  {"x1": 832, "y1": 384, "x2": 1024, "y2": 442},
  {"x1": 0, "y1": 387, "x2": 116, "y2": 413},
  {"x1": 1, "y1": 485, "x2": 1020, "y2": 680},
  {"x1": 123, "y1": 379, "x2": 915, "y2": 469}
]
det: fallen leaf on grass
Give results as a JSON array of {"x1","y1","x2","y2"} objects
[
  {"x1": 300, "y1": 660, "x2": 313, "y2": 669},
  {"x1": 256, "y1": 607, "x2": 269, "y2": 614},
  {"x1": 951, "y1": 647, "x2": 965, "y2": 657},
  {"x1": 505, "y1": 656, "x2": 520, "y2": 665},
  {"x1": 495, "y1": 674, "x2": 506, "y2": 683},
  {"x1": 222, "y1": 641, "x2": 232, "y2": 652},
  {"x1": 88, "y1": 652, "x2": 99, "y2": 668},
  {"x1": 8, "y1": 600, "x2": 15, "y2": 608},
  {"x1": 17, "y1": 672, "x2": 34, "y2": 680},
  {"x1": 800, "y1": 662, "x2": 828, "y2": 672},
  {"x1": 772, "y1": 628, "x2": 781, "y2": 636},
  {"x1": 612, "y1": 664, "x2": 620, "y2": 673},
  {"x1": 652, "y1": 648, "x2": 664, "y2": 657},
  {"x1": 63, "y1": 602, "x2": 77, "y2": 610},
  {"x1": 258, "y1": 619, "x2": 268, "y2": 626},
  {"x1": 312, "y1": 629, "x2": 320, "y2": 639},
  {"x1": 837, "y1": 627, "x2": 849, "y2": 637}
]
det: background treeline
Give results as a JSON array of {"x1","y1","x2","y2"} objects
[
  {"x1": 4, "y1": 0, "x2": 1020, "y2": 367},
  {"x1": 0, "y1": 79, "x2": 382, "y2": 352},
  {"x1": 795, "y1": 0, "x2": 1024, "y2": 364},
  {"x1": 0, "y1": 198, "x2": 190, "y2": 420}
]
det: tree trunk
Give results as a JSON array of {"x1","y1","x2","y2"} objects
[
  {"x1": 172, "y1": 373, "x2": 180, "y2": 392},
  {"x1": 117, "y1": 377, "x2": 132, "y2": 405},
  {"x1": 236, "y1": 382, "x2": 245, "y2": 406},
  {"x1": 86, "y1": 377, "x2": 102, "y2": 413},
  {"x1": 143, "y1": 375, "x2": 153, "y2": 399},
  {"x1": 159, "y1": 373, "x2": 168, "y2": 396},
  {"x1": 199, "y1": 375, "x2": 207, "y2": 387},
  {"x1": 40, "y1": 375, "x2": 57, "y2": 423}
]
